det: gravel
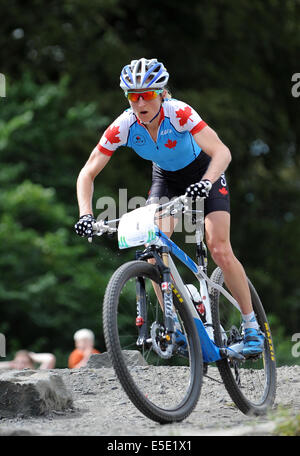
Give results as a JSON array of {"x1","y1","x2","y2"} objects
[{"x1": 0, "y1": 364, "x2": 300, "y2": 436}]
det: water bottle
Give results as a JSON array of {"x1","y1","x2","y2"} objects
[{"x1": 185, "y1": 284, "x2": 206, "y2": 323}]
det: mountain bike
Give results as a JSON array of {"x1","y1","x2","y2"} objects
[{"x1": 91, "y1": 195, "x2": 276, "y2": 424}]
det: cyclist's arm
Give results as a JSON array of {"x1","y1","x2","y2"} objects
[
  {"x1": 77, "y1": 147, "x2": 111, "y2": 216},
  {"x1": 193, "y1": 126, "x2": 231, "y2": 184}
]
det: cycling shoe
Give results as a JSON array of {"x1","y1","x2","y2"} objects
[
  {"x1": 174, "y1": 329, "x2": 188, "y2": 357},
  {"x1": 242, "y1": 328, "x2": 265, "y2": 357},
  {"x1": 175, "y1": 329, "x2": 187, "y2": 348}
]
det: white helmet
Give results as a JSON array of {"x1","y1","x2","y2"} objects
[{"x1": 120, "y1": 58, "x2": 169, "y2": 91}]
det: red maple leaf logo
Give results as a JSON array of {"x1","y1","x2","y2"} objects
[
  {"x1": 104, "y1": 125, "x2": 121, "y2": 145},
  {"x1": 175, "y1": 106, "x2": 193, "y2": 126},
  {"x1": 219, "y1": 187, "x2": 228, "y2": 195},
  {"x1": 165, "y1": 139, "x2": 177, "y2": 149}
]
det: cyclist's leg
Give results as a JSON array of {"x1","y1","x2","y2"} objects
[
  {"x1": 204, "y1": 178, "x2": 264, "y2": 354},
  {"x1": 205, "y1": 210, "x2": 252, "y2": 314},
  {"x1": 146, "y1": 175, "x2": 179, "y2": 309},
  {"x1": 205, "y1": 211, "x2": 265, "y2": 354}
]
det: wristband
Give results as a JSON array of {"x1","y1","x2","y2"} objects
[{"x1": 79, "y1": 214, "x2": 94, "y2": 219}]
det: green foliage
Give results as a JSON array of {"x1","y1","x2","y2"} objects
[
  {"x1": 267, "y1": 315, "x2": 300, "y2": 366},
  {"x1": 0, "y1": 74, "x2": 110, "y2": 215},
  {"x1": 0, "y1": 172, "x2": 120, "y2": 365},
  {"x1": 0, "y1": 0, "x2": 299, "y2": 366},
  {"x1": 272, "y1": 407, "x2": 300, "y2": 436}
]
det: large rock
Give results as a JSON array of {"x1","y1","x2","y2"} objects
[
  {"x1": 0, "y1": 369, "x2": 73, "y2": 418},
  {"x1": 87, "y1": 350, "x2": 148, "y2": 369}
]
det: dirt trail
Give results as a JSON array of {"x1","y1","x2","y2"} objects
[{"x1": 0, "y1": 364, "x2": 299, "y2": 436}]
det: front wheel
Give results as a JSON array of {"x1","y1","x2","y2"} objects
[
  {"x1": 210, "y1": 267, "x2": 276, "y2": 415},
  {"x1": 103, "y1": 260, "x2": 203, "y2": 423}
]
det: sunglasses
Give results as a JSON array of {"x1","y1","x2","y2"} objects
[{"x1": 125, "y1": 89, "x2": 163, "y2": 102}]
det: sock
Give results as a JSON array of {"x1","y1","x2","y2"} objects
[{"x1": 242, "y1": 311, "x2": 259, "y2": 330}]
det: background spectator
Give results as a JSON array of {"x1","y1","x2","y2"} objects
[
  {"x1": 68, "y1": 329, "x2": 100, "y2": 369},
  {"x1": 0, "y1": 350, "x2": 56, "y2": 370}
]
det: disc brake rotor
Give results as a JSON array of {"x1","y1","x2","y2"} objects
[{"x1": 150, "y1": 322, "x2": 173, "y2": 359}]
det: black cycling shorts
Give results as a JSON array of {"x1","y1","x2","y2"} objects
[{"x1": 146, "y1": 151, "x2": 230, "y2": 217}]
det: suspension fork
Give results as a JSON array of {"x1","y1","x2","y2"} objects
[
  {"x1": 134, "y1": 250, "x2": 149, "y2": 346},
  {"x1": 135, "y1": 275, "x2": 148, "y2": 346},
  {"x1": 136, "y1": 246, "x2": 175, "y2": 336},
  {"x1": 152, "y1": 246, "x2": 175, "y2": 334}
]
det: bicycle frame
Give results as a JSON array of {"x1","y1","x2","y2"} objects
[
  {"x1": 95, "y1": 196, "x2": 276, "y2": 420},
  {"x1": 93, "y1": 197, "x2": 244, "y2": 363},
  {"x1": 151, "y1": 227, "x2": 242, "y2": 363}
]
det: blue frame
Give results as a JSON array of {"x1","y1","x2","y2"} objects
[
  {"x1": 155, "y1": 228, "x2": 222, "y2": 363},
  {"x1": 156, "y1": 229, "x2": 199, "y2": 274}
]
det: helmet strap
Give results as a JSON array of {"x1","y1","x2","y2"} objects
[{"x1": 139, "y1": 104, "x2": 162, "y2": 126}]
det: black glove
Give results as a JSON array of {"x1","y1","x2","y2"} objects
[
  {"x1": 185, "y1": 179, "x2": 212, "y2": 202},
  {"x1": 74, "y1": 214, "x2": 96, "y2": 237}
]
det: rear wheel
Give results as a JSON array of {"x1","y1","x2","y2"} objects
[
  {"x1": 210, "y1": 267, "x2": 276, "y2": 415},
  {"x1": 103, "y1": 260, "x2": 203, "y2": 423}
]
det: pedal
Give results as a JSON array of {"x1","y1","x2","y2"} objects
[
  {"x1": 243, "y1": 352, "x2": 263, "y2": 361},
  {"x1": 220, "y1": 347, "x2": 245, "y2": 361}
]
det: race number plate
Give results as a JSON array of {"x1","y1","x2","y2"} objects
[{"x1": 118, "y1": 204, "x2": 158, "y2": 249}]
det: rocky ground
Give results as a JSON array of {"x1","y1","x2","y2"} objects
[{"x1": 0, "y1": 355, "x2": 300, "y2": 438}]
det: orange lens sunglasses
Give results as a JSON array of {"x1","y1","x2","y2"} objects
[{"x1": 125, "y1": 89, "x2": 163, "y2": 102}]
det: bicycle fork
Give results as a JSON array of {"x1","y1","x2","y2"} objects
[
  {"x1": 135, "y1": 276, "x2": 148, "y2": 346},
  {"x1": 160, "y1": 246, "x2": 175, "y2": 336},
  {"x1": 135, "y1": 246, "x2": 175, "y2": 351}
]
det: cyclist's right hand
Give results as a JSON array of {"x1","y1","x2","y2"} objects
[
  {"x1": 185, "y1": 179, "x2": 212, "y2": 201},
  {"x1": 74, "y1": 214, "x2": 96, "y2": 237}
]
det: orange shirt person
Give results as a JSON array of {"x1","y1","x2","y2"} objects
[{"x1": 68, "y1": 328, "x2": 100, "y2": 369}]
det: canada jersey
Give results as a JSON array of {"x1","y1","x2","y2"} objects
[{"x1": 97, "y1": 99, "x2": 207, "y2": 171}]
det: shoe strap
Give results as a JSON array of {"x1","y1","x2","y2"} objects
[{"x1": 244, "y1": 335, "x2": 261, "y2": 343}]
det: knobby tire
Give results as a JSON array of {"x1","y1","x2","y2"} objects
[
  {"x1": 103, "y1": 260, "x2": 203, "y2": 423},
  {"x1": 210, "y1": 266, "x2": 276, "y2": 415}
]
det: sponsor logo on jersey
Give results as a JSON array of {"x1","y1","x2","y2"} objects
[
  {"x1": 160, "y1": 129, "x2": 172, "y2": 135},
  {"x1": 133, "y1": 134, "x2": 146, "y2": 146}
]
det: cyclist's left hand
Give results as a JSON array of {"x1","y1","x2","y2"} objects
[{"x1": 185, "y1": 179, "x2": 212, "y2": 201}]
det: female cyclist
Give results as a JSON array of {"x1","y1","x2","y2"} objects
[{"x1": 74, "y1": 57, "x2": 264, "y2": 356}]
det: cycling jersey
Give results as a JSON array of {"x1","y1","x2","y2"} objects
[{"x1": 97, "y1": 99, "x2": 208, "y2": 172}]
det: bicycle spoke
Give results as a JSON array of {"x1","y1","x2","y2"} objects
[
  {"x1": 117, "y1": 275, "x2": 195, "y2": 410},
  {"x1": 210, "y1": 267, "x2": 276, "y2": 415}
]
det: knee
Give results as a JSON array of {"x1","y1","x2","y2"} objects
[{"x1": 207, "y1": 239, "x2": 235, "y2": 271}]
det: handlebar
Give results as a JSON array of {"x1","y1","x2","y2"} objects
[{"x1": 89, "y1": 194, "x2": 205, "y2": 241}]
